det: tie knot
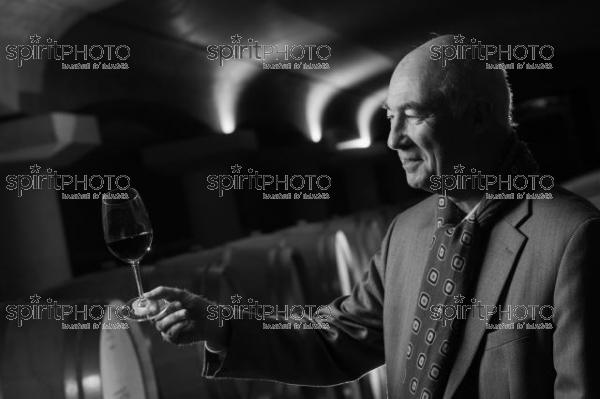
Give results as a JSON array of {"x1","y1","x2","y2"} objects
[{"x1": 436, "y1": 196, "x2": 466, "y2": 228}]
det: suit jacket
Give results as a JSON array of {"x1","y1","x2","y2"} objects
[{"x1": 203, "y1": 188, "x2": 600, "y2": 399}]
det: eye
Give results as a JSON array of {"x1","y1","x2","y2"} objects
[{"x1": 405, "y1": 110, "x2": 428, "y2": 123}]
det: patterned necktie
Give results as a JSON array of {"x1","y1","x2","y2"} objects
[
  {"x1": 401, "y1": 195, "x2": 508, "y2": 399},
  {"x1": 400, "y1": 135, "x2": 539, "y2": 399}
]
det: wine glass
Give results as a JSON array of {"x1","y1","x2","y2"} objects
[{"x1": 101, "y1": 187, "x2": 167, "y2": 321}]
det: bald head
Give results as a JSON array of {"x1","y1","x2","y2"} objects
[
  {"x1": 390, "y1": 34, "x2": 514, "y2": 133},
  {"x1": 385, "y1": 34, "x2": 516, "y2": 192}
]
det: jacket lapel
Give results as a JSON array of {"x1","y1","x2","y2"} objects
[{"x1": 443, "y1": 199, "x2": 531, "y2": 399}]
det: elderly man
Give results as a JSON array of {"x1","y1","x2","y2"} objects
[{"x1": 146, "y1": 35, "x2": 600, "y2": 399}]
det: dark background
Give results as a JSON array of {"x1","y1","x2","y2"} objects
[
  {"x1": 0, "y1": 0, "x2": 599, "y2": 297},
  {"x1": 1, "y1": 2, "x2": 600, "y2": 399}
]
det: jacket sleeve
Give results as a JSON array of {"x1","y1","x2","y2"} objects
[
  {"x1": 553, "y1": 217, "x2": 600, "y2": 398},
  {"x1": 201, "y1": 217, "x2": 399, "y2": 386}
]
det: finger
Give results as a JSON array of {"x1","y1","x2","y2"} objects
[
  {"x1": 162, "y1": 320, "x2": 188, "y2": 343},
  {"x1": 144, "y1": 286, "x2": 185, "y2": 301},
  {"x1": 153, "y1": 301, "x2": 182, "y2": 322},
  {"x1": 156, "y1": 308, "x2": 188, "y2": 332},
  {"x1": 153, "y1": 303, "x2": 183, "y2": 332}
]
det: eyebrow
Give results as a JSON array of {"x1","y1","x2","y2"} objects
[{"x1": 381, "y1": 101, "x2": 426, "y2": 113}]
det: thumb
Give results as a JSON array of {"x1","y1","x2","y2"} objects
[{"x1": 144, "y1": 286, "x2": 187, "y2": 301}]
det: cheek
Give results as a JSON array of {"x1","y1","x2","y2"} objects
[
  {"x1": 419, "y1": 119, "x2": 466, "y2": 175},
  {"x1": 409, "y1": 124, "x2": 439, "y2": 167}
]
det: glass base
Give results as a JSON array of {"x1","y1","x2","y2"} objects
[{"x1": 124, "y1": 297, "x2": 169, "y2": 322}]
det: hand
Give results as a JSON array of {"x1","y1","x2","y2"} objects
[{"x1": 144, "y1": 286, "x2": 227, "y2": 347}]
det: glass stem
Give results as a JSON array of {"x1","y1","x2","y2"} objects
[{"x1": 131, "y1": 261, "x2": 145, "y2": 298}]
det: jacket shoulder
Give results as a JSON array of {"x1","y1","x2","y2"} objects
[
  {"x1": 530, "y1": 187, "x2": 600, "y2": 226},
  {"x1": 389, "y1": 195, "x2": 437, "y2": 232}
]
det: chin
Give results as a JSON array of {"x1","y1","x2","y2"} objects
[
  {"x1": 406, "y1": 170, "x2": 434, "y2": 192},
  {"x1": 405, "y1": 173, "x2": 426, "y2": 190}
]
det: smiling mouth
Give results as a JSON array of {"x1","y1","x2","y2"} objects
[
  {"x1": 400, "y1": 157, "x2": 422, "y2": 172},
  {"x1": 401, "y1": 158, "x2": 422, "y2": 166}
]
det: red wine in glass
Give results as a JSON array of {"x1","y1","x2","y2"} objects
[
  {"x1": 107, "y1": 232, "x2": 153, "y2": 263},
  {"x1": 102, "y1": 188, "x2": 167, "y2": 322}
]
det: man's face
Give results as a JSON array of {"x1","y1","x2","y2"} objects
[{"x1": 384, "y1": 61, "x2": 472, "y2": 191}]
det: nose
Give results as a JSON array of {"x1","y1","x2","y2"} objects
[{"x1": 387, "y1": 118, "x2": 408, "y2": 150}]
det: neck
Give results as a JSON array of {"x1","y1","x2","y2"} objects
[
  {"x1": 448, "y1": 192, "x2": 483, "y2": 214},
  {"x1": 448, "y1": 133, "x2": 515, "y2": 213}
]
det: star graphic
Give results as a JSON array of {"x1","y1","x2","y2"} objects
[
  {"x1": 453, "y1": 164, "x2": 465, "y2": 174},
  {"x1": 30, "y1": 294, "x2": 41, "y2": 304},
  {"x1": 30, "y1": 164, "x2": 41, "y2": 174},
  {"x1": 231, "y1": 164, "x2": 242, "y2": 174},
  {"x1": 29, "y1": 34, "x2": 41, "y2": 44},
  {"x1": 230, "y1": 34, "x2": 242, "y2": 44},
  {"x1": 453, "y1": 294, "x2": 465, "y2": 304},
  {"x1": 453, "y1": 34, "x2": 465, "y2": 44},
  {"x1": 231, "y1": 294, "x2": 242, "y2": 304}
]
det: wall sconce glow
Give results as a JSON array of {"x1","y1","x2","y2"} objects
[
  {"x1": 304, "y1": 53, "x2": 391, "y2": 144},
  {"x1": 336, "y1": 87, "x2": 386, "y2": 150},
  {"x1": 306, "y1": 85, "x2": 337, "y2": 142},
  {"x1": 335, "y1": 137, "x2": 371, "y2": 150},
  {"x1": 218, "y1": 109, "x2": 236, "y2": 134},
  {"x1": 213, "y1": 62, "x2": 259, "y2": 134},
  {"x1": 358, "y1": 87, "x2": 387, "y2": 139}
]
